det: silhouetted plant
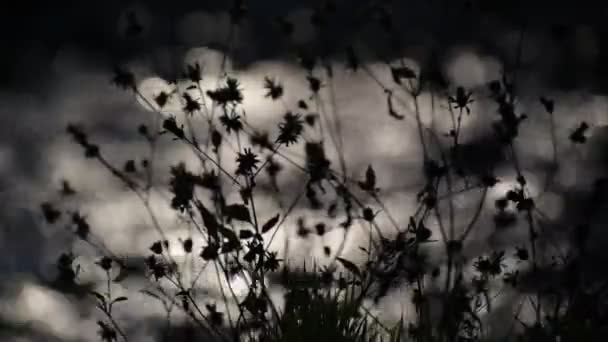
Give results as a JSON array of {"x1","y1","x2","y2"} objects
[{"x1": 39, "y1": 3, "x2": 608, "y2": 342}]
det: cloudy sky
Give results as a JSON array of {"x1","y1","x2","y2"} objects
[{"x1": 2, "y1": 1, "x2": 608, "y2": 341}]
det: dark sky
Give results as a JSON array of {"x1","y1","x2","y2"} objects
[{"x1": 3, "y1": 0, "x2": 608, "y2": 89}]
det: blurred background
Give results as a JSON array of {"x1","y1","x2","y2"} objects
[{"x1": 1, "y1": 0, "x2": 608, "y2": 340}]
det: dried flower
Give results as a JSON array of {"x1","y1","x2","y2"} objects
[
  {"x1": 236, "y1": 148, "x2": 260, "y2": 176},
  {"x1": 277, "y1": 112, "x2": 304, "y2": 146},
  {"x1": 264, "y1": 77, "x2": 284, "y2": 100}
]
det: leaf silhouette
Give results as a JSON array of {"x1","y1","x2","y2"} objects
[
  {"x1": 150, "y1": 241, "x2": 163, "y2": 255},
  {"x1": 262, "y1": 213, "x2": 280, "y2": 233},
  {"x1": 182, "y1": 238, "x2": 193, "y2": 253},
  {"x1": 336, "y1": 257, "x2": 361, "y2": 279},
  {"x1": 239, "y1": 229, "x2": 255, "y2": 239},
  {"x1": 211, "y1": 129, "x2": 222, "y2": 152},
  {"x1": 358, "y1": 164, "x2": 378, "y2": 193},
  {"x1": 201, "y1": 243, "x2": 220, "y2": 260},
  {"x1": 162, "y1": 116, "x2": 185, "y2": 139},
  {"x1": 570, "y1": 121, "x2": 589, "y2": 144},
  {"x1": 515, "y1": 247, "x2": 529, "y2": 261},
  {"x1": 60, "y1": 180, "x2": 76, "y2": 196},
  {"x1": 124, "y1": 160, "x2": 136, "y2": 173},
  {"x1": 539, "y1": 96, "x2": 554, "y2": 114},
  {"x1": 154, "y1": 91, "x2": 170, "y2": 108},
  {"x1": 195, "y1": 200, "x2": 219, "y2": 241},
  {"x1": 386, "y1": 91, "x2": 404, "y2": 120},
  {"x1": 219, "y1": 227, "x2": 238, "y2": 242},
  {"x1": 90, "y1": 291, "x2": 107, "y2": 306},
  {"x1": 175, "y1": 290, "x2": 190, "y2": 297},
  {"x1": 306, "y1": 76, "x2": 323, "y2": 94},
  {"x1": 304, "y1": 113, "x2": 317, "y2": 126},
  {"x1": 415, "y1": 225, "x2": 432, "y2": 242},
  {"x1": 111, "y1": 296, "x2": 128, "y2": 304},
  {"x1": 224, "y1": 204, "x2": 251, "y2": 223},
  {"x1": 41, "y1": 202, "x2": 61, "y2": 224},
  {"x1": 219, "y1": 227, "x2": 241, "y2": 253}
]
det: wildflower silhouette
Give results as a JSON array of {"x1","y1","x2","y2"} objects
[
  {"x1": 162, "y1": 116, "x2": 185, "y2": 139},
  {"x1": 219, "y1": 111, "x2": 243, "y2": 134},
  {"x1": 206, "y1": 77, "x2": 243, "y2": 106},
  {"x1": 184, "y1": 62, "x2": 203, "y2": 83},
  {"x1": 263, "y1": 77, "x2": 284, "y2": 100},
  {"x1": 306, "y1": 75, "x2": 323, "y2": 94},
  {"x1": 43, "y1": 3, "x2": 608, "y2": 342},
  {"x1": 277, "y1": 112, "x2": 304, "y2": 146},
  {"x1": 236, "y1": 148, "x2": 260, "y2": 176},
  {"x1": 169, "y1": 162, "x2": 201, "y2": 212},
  {"x1": 182, "y1": 93, "x2": 201, "y2": 115},
  {"x1": 449, "y1": 86, "x2": 474, "y2": 114}
]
